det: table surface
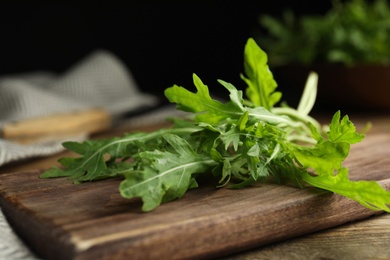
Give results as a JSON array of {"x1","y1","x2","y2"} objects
[{"x1": 1, "y1": 113, "x2": 390, "y2": 259}]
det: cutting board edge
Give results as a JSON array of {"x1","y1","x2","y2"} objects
[
  {"x1": 0, "y1": 195, "x2": 78, "y2": 260},
  {"x1": 1, "y1": 173, "x2": 390, "y2": 260},
  {"x1": 62, "y1": 193, "x2": 386, "y2": 260}
]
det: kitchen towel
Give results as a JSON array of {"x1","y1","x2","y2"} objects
[{"x1": 0, "y1": 49, "x2": 158, "y2": 167}]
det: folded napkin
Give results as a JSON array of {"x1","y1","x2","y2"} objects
[{"x1": 0, "y1": 50, "x2": 158, "y2": 167}]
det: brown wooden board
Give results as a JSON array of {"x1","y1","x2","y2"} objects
[{"x1": 1, "y1": 133, "x2": 390, "y2": 260}]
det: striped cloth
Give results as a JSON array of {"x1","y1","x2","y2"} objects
[
  {"x1": 0, "y1": 210, "x2": 40, "y2": 260},
  {"x1": 0, "y1": 49, "x2": 157, "y2": 166},
  {"x1": 0, "y1": 50, "x2": 159, "y2": 260}
]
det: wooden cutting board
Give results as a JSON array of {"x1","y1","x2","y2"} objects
[{"x1": 1, "y1": 132, "x2": 390, "y2": 260}]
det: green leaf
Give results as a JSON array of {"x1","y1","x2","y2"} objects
[
  {"x1": 293, "y1": 141, "x2": 350, "y2": 176},
  {"x1": 210, "y1": 148, "x2": 224, "y2": 162},
  {"x1": 220, "y1": 126, "x2": 242, "y2": 151},
  {"x1": 297, "y1": 72, "x2": 318, "y2": 115},
  {"x1": 165, "y1": 73, "x2": 299, "y2": 128},
  {"x1": 238, "y1": 111, "x2": 249, "y2": 131},
  {"x1": 217, "y1": 79, "x2": 245, "y2": 111},
  {"x1": 308, "y1": 122, "x2": 324, "y2": 143},
  {"x1": 119, "y1": 134, "x2": 217, "y2": 211},
  {"x1": 240, "y1": 37, "x2": 281, "y2": 109},
  {"x1": 164, "y1": 74, "x2": 240, "y2": 124},
  {"x1": 40, "y1": 127, "x2": 202, "y2": 182},
  {"x1": 62, "y1": 141, "x2": 91, "y2": 155},
  {"x1": 218, "y1": 159, "x2": 232, "y2": 187},
  {"x1": 301, "y1": 168, "x2": 390, "y2": 212},
  {"x1": 328, "y1": 111, "x2": 365, "y2": 144}
]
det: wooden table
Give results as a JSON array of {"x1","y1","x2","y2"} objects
[{"x1": 1, "y1": 114, "x2": 390, "y2": 259}]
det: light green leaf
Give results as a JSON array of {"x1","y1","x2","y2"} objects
[
  {"x1": 220, "y1": 127, "x2": 242, "y2": 151},
  {"x1": 328, "y1": 111, "x2": 365, "y2": 144},
  {"x1": 217, "y1": 79, "x2": 245, "y2": 111},
  {"x1": 308, "y1": 122, "x2": 324, "y2": 143},
  {"x1": 297, "y1": 72, "x2": 318, "y2": 115},
  {"x1": 164, "y1": 74, "x2": 241, "y2": 124},
  {"x1": 302, "y1": 168, "x2": 390, "y2": 212},
  {"x1": 293, "y1": 141, "x2": 350, "y2": 176},
  {"x1": 240, "y1": 37, "x2": 281, "y2": 109},
  {"x1": 238, "y1": 111, "x2": 249, "y2": 131}
]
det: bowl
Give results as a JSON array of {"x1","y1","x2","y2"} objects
[{"x1": 272, "y1": 64, "x2": 390, "y2": 113}]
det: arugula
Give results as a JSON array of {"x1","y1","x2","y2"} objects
[
  {"x1": 41, "y1": 38, "x2": 390, "y2": 212},
  {"x1": 257, "y1": 0, "x2": 390, "y2": 66}
]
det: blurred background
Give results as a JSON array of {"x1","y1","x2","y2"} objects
[{"x1": 2, "y1": 1, "x2": 388, "y2": 113}]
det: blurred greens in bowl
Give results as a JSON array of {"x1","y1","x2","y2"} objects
[{"x1": 256, "y1": 0, "x2": 390, "y2": 112}]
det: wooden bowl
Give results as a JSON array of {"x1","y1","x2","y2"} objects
[{"x1": 272, "y1": 64, "x2": 390, "y2": 113}]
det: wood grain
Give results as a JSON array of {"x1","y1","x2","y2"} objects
[
  {"x1": 1, "y1": 129, "x2": 390, "y2": 260},
  {"x1": 223, "y1": 213, "x2": 390, "y2": 260}
]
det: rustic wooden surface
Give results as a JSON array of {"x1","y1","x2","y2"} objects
[
  {"x1": 223, "y1": 213, "x2": 390, "y2": 260},
  {"x1": 1, "y1": 114, "x2": 390, "y2": 260}
]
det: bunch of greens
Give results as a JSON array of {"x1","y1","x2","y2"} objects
[
  {"x1": 257, "y1": 0, "x2": 390, "y2": 66},
  {"x1": 41, "y1": 38, "x2": 390, "y2": 212}
]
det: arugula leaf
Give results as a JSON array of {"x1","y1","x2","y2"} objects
[
  {"x1": 292, "y1": 111, "x2": 390, "y2": 212},
  {"x1": 164, "y1": 74, "x2": 240, "y2": 125},
  {"x1": 328, "y1": 110, "x2": 365, "y2": 144},
  {"x1": 294, "y1": 140, "x2": 350, "y2": 176},
  {"x1": 41, "y1": 127, "x2": 202, "y2": 183},
  {"x1": 301, "y1": 168, "x2": 390, "y2": 212},
  {"x1": 41, "y1": 37, "x2": 390, "y2": 213},
  {"x1": 120, "y1": 134, "x2": 217, "y2": 212},
  {"x1": 240, "y1": 37, "x2": 281, "y2": 109},
  {"x1": 166, "y1": 74, "x2": 309, "y2": 130}
]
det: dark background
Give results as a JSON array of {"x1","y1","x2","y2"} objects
[{"x1": 0, "y1": 2, "x2": 333, "y2": 104}]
